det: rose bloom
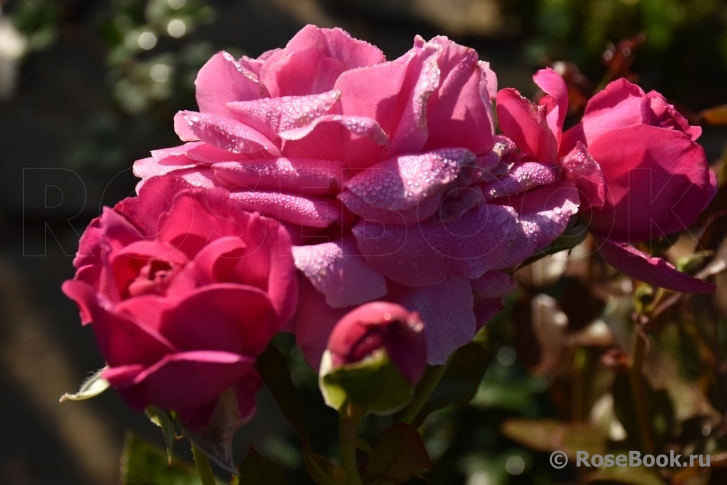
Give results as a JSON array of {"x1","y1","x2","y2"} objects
[
  {"x1": 134, "y1": 25, "x2": 580, "y2": 366},
  {"x1": 497, "y1": 70, "x2": 716, "y2": 293},
  {"x1": 62, "y1": 175, "x2": 297, "y2": 431}
]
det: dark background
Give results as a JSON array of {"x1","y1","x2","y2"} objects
[{"x1": 1, "y1": 0, "x2": 726, "y2": 483}]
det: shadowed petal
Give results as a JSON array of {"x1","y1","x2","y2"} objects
[
  {"x1": 341, "y1": 148, "x2": 471, "y2": 214},
  {"x1": 108, "y1": 351, "x2": 257, "y2": 412},
  {"x1": 159, "y1": 284, "x2": 274, "y2": 356},
  {"x1": 596, "y1": 238, "x2": 715, "y2": 293},
  {"x1": 293, "y1": 276, "x2": 351, "y2": 370},
  {"x1": 394, "y1": 276, "x2": 475, "y2": 365},
  {"x1": 293, "y1": 235, "x2": 387, "y2": 308}
]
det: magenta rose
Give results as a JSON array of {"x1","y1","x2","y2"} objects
[
  {"x1": 134, "y1": 25, "x2": 580, "y2": 367},
  {"x1": 62, "y1": 175, "x2": 297, "y2": 430},
  {"x1": 497, "y1": 70, "x2": 716, "y2": 293}
]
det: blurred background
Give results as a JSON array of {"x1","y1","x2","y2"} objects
[{"x1": 1, "y1": 0, "x2": 726, "y2": 484}]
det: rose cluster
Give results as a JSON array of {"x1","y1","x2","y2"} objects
[{"x1": 64, "y1": 25, "x2": 715, "y2": 434}]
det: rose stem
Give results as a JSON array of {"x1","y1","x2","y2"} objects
[
  {"x1": 339, "y1": 401, "x2": 365, "y2": 485},
  {"x1": 191, "y1": 443, "x2": 218, "y2": 485},
  {"x1": 629, "y1": 328, "x2": 656, "y2": 456},
  {"x1": 398, "y1": 355, "x2": 453, "y2": 425}
]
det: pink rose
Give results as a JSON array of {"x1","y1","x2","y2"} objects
[
  {"x1": 134, "y1": 26, "x2": 580, "y2": 367},
  {"x1": 497, "y1": 70, "x2": 715, "y2": 293},
  {"x1": 327, "y1": 302, "x2": 427, "y2": 386},
  {"x1": 62, "y1": 175, "x2": 297, "y2": 430}
]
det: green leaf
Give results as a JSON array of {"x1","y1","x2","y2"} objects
[
  {"x1": 120, "y1": 432, "x2": 226, "y2": 485},
  {"x1": 412, "y1": 341, "x2": 490, "y2": 426},
  {"x1": 59, "y1": 367, "x2": 110, "y2": 402},
  {"x1": 256, "y1": 344, "x2": 342, "y2": 485},
  {"x1": 237, "y1": 445, "x2": 288, "y2": 485},
  {"x1": 256, "y1": 344, "x2": 311, "y2": 442},
  {"x1": 320, "y1": 350, "x2": 412, "y2": 415},
  {"x1": 363, "y1": 424, "x2": 432, "y2": 485},
  {"x1": 146, "y1": 407, "x2": 177, "y2": 465},
  {"x1": 501, "y1": 419, "x2": 607, "y2": 458}
]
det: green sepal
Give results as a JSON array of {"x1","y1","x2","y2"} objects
[
  {"x1": 59, "y1": 366, "x2": 110, "y2": 402},
  {"x1": 319, "y1": 349, "x2": 412, "y2": 415},
  {"x1": 145, "y1": 406, "x2": 177, "y2": 465}
]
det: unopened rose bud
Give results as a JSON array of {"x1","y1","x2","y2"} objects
[
  {"x1": 329, "y1": 302, "x2": 427, "y2": 385},
  {"x1": 319, "y1": 302, "x2": 427, "y2": 414}
]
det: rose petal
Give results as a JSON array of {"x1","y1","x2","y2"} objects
[
  {"x1": 293, "y1": 275, "x2": 351, "y2": 370},
  {"x1": 260, "y1": 26, "x2": 385, "y2": 97},
  {"x1": 341, "y1": 149, "x2": 471, "y2": 215},
  {"x1": 474, "y1": 297, "x2": 505, "y2": 331},
  {"x1": 74, "y1": 208, "x2": 146, "y2": 269},
  {"x1": 156, "y1": 187, "x2": 242, "y2": 258},
  {"x1": 174, "y1": 111, "x2": 281, "y2": 157},
  {"x1": 195, "y1": 51, "x2": 268, "y2": 116},
  {"x1": 279, "y1": 114, "x2": 389, "y2": 169},
  {"x1": 585, "y1": 125, "x2": 714, "y2": 242},
  {"x1": 533, "y1": 68, "x2": 568, "y2": 146},
  {"x1": 229, "y1": 190, "x2": 341, "y2": 228},
  {"x1": 335, "y1": 50, "x2": 412, "y2": 137},
  {"x1": 116, "y1": 175, "x2": 194, "y2": 236},
  {"x1": 647, "y1": 91, "x2": 701, "y2": 141},
  {"x1": 339, "y1": 188, "x2": 444, "y2": 225},
  {"x1": 353, "y1": 203, "x2": 533, "y2": 285},
  {"x1": 481, "y1": 161, "x2": 559, "y2": 199},
  {"x1": 561, "y1": 78, "x2": 650, "y2": 154},
  {"x1": 160, "y1": 284, "x2": 274, "y2": 356},
  {"x1": 386, "y1": 37, "x2": 441, "y2": 158},
  {"x1": 227, "y1": 90, "x2": 341, "y2": 140},
  {"x1": 505, "y1": 179, "x2": 581, "y2": 250},
  {"x1": 61, "y1": 280, "x2": 175, "y2": 367},
  {"x1": 187, "y1": 236, "x2": 247, "y2": 286},
  {"x1": 110, "y1": 351, "x2": 257, "y2": 412},
  {"x1": 561, "y1": 142, "x2": 606, "y2": 210},
  {"x1": 212, "y1": 157, "x2": 344, "y2": 195},
  {"x1": 293, "y1": 235, "x2": 387, "y2": 308},
  {"x1": 423, "y1": 38, "x2": 495, "y2": 154},
  {"x1": 470, "y1": 271, "x2": 518, "y2": 298},
  {"x1": 595, "y1": 238, "x2": 715, "y2": 293},
  {"x1": 134, "y1": 156, "x2": 197, "y2": 181},
  {"x1": 496, "y1": 88, "x2": 558, "y2": 163},
  {"x1": 151, "y1": 142, "x2": 251, "y2": 165},
  {"x1": 394, "y1": 276, "x2": 476, "y2": 365}
]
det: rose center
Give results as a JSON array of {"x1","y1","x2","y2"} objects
[{"x1": 128, "y1": 258, "x2": 181, "y2": 297}]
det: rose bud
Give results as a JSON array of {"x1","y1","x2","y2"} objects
[{"x1": 319, "y1": 302, "x2": 426, "y2": 414}]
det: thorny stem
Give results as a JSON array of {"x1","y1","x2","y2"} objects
[
  {"x1": 191, "y1": 443, "x2": 217, "y2": 485},
  {"x1": 339, "y1": 402, "x2": 365, "y2": 485}
]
